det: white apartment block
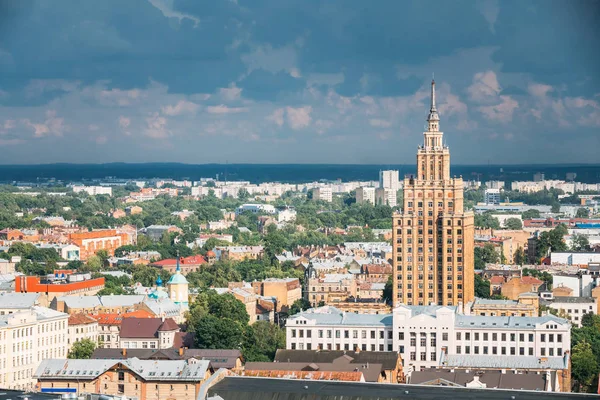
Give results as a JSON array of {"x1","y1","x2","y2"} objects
[
  {"x1": 485, "y1": 181, "x2": 505, "y2": 190},
  {"x1": 545, "y1": 297, "x2": 597, "y2": 327},
  {"x1": 236, "y1": 203, "x2": 277, "y2": 215},
  {"x1": 0, "y1": 307, "x2": 69, "y2": 391},
  {"x1": 356, "y1": 187, "x2": 376, "y2": 205},
  {"x1": 72, "y1": 185, "x2": 113, "y2": 196},
  {"x1": 379, "y1": 170, "x2": 400, "y2": 192},
  {"x1": 484, "y1": 188, "x2": 502, "y2": 205},
  {"x1": 277, "y1": 208, "x2": 297, "y2": 223},
  {"x1": 286, "y1": 306, "x2": 571, "y2": 372},
  {"x1": 375, "y1": 188, "x2": 397, "y2": 207},
  {"x1": 312, "y1": 187, "x2": 333, "y2": 202}
]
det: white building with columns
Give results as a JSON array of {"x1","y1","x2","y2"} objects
[{"x1": 286, "y1": 305, "x2": 571, "y2": 372}]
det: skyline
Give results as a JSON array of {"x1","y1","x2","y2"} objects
[{"x1": 0, "y1": 1, "x2": 599, "y2": 165}]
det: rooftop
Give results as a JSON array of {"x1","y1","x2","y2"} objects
[
  {"x1": 441, "y1": 354, "x2": 569, "y2": 370},
  {"x1": 0, "y1": 292, "x2": 40, "y2": 308}
]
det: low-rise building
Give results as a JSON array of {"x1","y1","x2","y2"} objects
[
  {"x1": 251, "y1": 278, "x2": 302, "y2": 311},
  {"x1": 35, "y1": 358, "x2": 212, "y2": 399},
  {"x1": 543, "y1": 296, "x2": 597, "y2": 327},
  {"x1": 305, "y1": 272, "x2": 357, "y2": 307},
  {"x1": 214, "y1": 246, "x2": 264, "y2": 261},
  {"x1": 15, "y1": 275, "x2": 105, "y2": 303},
  {"x1": 151, "y1": 255, "x2": 207, "y2": 274},
  {"x1": 286, "y1": 305, "x2": 571, "y2": 372},
  {"x1": 467, "y1": 294, "x2": 539, "y2": 317},
  {"x1": 235, "y1": 203, "x2": 276, "y2": 215},
  {"x1": 67, "y1": 313, "x2": 98, "y2": 347},
  {"x1": 90, "y1": 310, "x2": 155, "y2": 349},
  {"x1": 119, "y1": 317, "x2": 192, "y2": 350},
  {"x1": 500, "y1": 276, "x2": 544, "y2": 300},
  {"x1": 68, "y1": 229, "x2": 131, "y2": 260}
]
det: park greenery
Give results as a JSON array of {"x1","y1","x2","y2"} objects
[
  {"x1": 186, "y1": 290, "x2": 285, "y2": 362},
  {"x1": 571, "y1": 313, "x2": 600, "y2": 393},
  {"x1": 67, "y1": 338, "x2": 97, "y2": 359}
]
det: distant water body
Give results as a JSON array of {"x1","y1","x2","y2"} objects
[{"x1": 1, "y1": 163, "x2": 600, "y2": 184}]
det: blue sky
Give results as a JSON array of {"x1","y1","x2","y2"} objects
[{"x1": 0, "y1": 0, "x2": 598, "y2": 164}]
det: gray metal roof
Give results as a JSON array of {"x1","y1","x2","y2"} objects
[
  {"x1": 550, "y1": 296, "x2": 596, "y2": 304},
  {"x1": 205, "y1": 376, "x2": 592, "y2": 400},
  {"x1": 441, "y1": 354, "x2": 568, "y2": 370},
  {"x1": 455, "y1": 314, "x2": 568, "y2": 330},
  {"x1": 35, "y1": 357, "x2": 211, "y2": 382},
  {"x1": 0, "y1": 292, "x2": 40, "y2": 308},
  {"x1": 290, "y1": 306, "x2": 392, "y2": 327}
]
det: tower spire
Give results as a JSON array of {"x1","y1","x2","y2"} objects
[{"x1": 426, "y1": 78, "x2": 440, "y2": 128}]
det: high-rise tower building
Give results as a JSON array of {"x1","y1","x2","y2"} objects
[{"x1": 392, "y1": 80, "x2": 474, "y2": 307}]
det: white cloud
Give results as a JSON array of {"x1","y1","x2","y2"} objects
[
  {"x1": 147, "y1": 0, "x2": 200, "y2": 26},
  {"x1": 88, "y1": 124, "x2": 100, "y2": 131},
  {"x1": 478, "y1": 95, "x2": 519, "y2": 123},
  {"x1": 266, "y1": 108, "x2": 285, "y2": 126},
  {"x1": 219, "y1": 84, "x2": 242, "y2": 102},
  {"x1": 468, "y1": 70, "x2": 501, "y2": 102},
  {"x1": 241, "y1": 44, "x2": 299, "y2": 77},
  {"x1": 206, "y1": 105, "x2": 249, "y2": 114},
  {"x1": 369, "y1": 119, "x2": 392, "y2": 128},
  {"x1": 144, "y1": 112, "x2": 170, "y2": 139},
  {"x1": 528, "y1": 83, "x2": 553, "y2": 98},
  {"x1": 23, "y1": 110, "x2": 67, "y2": 137},
  {"x1": 161, "y1": 100, "x2": 200, "y2": 116},
  {"x1": 3, "y1": 120, "x2": 16, "y2": 130},
  {"x1": 0, "y1": 138, "x2": 23, "y2": 146},
  {"x1": 97, "y1": 87, "x2": 143, "y2": 106},
  {"x1": 438, "y1": 91, "x2": 468, "y2": 117},
  {"x1": 286, "y1": 106, "x2": 312, "y2": 130},
  {"x1": 476, "y1": 0, "x2": 499, "y2": 34},
  {"x1": 118, "y1": 116, "x2": 131, "y2": 129}
]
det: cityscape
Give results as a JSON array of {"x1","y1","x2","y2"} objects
[{"x1": 0, "y1": 1, "x2": 599, "y2": 400}]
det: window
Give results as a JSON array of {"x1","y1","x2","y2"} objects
[
  {"x1": 529, "y1": 334, "x2": 534, "y2": 342},
  {"x1": 465, "y1": 346, "x2": 470, "y2": 354},
  {"x1": 474, "y1": 333, "x2": 479, "y2": 341},
  {"x1": 492, "y1": 333, "x2": 497, "y2": 341},
  {"x1": 118, "y1": 384, "x2": 125, "y2": 394},
  {"x1": 519, "y1": 333, "x2": 524, "y2": 342},
  {"x1": 474, "y1": 346, "x2": 479, "y2": 354},
  {"x1": 557, "y1": 334, "x2": 562, "y2": 343},
  {"x1": 420, "y1": 352, "x2": 426, "y2": 361},
  {"x1": 318, "y1": 330, "x2": 323, "y2": 338},
  {"x1": 510, "y1": 333, "x2": 515, "y2": 342},
  {"x1": 456, "y1": 346, "x2": 461, "y2": 354},
  {"x1": 501, "y1": 333, "x2": 506, "y2": 341},
  {"x1": 291, "y1": 329, "x2": 296, "y2": 338},
  {"x1": 456, "y1": 332, "x2": 461, "y2": 340},
  {"x1": 549, "y1": 334, "x2": 554, "y2": 342},
  {"x1": 492, "y1": 346, "x2": 497, "y2": 355},
  {"x1": 501, "y1": 347, "x2": 506, "y2": 355},
  {"x1": 399, "y1": 332, "x2": 404, "y2": 340},
  {"x1": 519, "y1": 347, "x2": 524, "y2": 355},
  {"x1": 483, "y1": 333, "x2": 488, "y2": 341},
  {"x1": 541, "y1": 348, "x2": 546, "y2": 356},
  {"x1": 465, "y1": 332, "x2": 470, "y2": 341},
  {"x1": 344, "y1": 330, "x2": 349, "y2": 339},
  {"x1": 118, "y1": 372, "x2": 125, "y2": 381},
  {"x1": 442, "y1": 333, "x2": 448, "y2": 341},
  {"x1": 541, "y1": 334, "x2": 546, "y2": 342}
]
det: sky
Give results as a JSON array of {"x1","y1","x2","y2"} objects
[{"x1": 0, "y1": 0, "x2": 599, "y2": 165}]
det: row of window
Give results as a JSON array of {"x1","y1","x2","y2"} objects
[
  {"x1": 290, "y1": 342, "x2": 393, "y2": 352},
  {"x1": 291, "y1": 329, "x2": 391, "y2": 340},
  {"x1": 456, "y1": 345, "x2": 563, "y2": 357},
  {"x1": 456, "y1": 332, "x2": 563, "y2": 343}
]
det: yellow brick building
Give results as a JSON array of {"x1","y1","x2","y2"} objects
[{"x1": 392, "y1": 80, "x2": 474, "y2": 307}]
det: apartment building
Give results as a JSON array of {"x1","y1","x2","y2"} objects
[
  {"x1": 119, "y1": 317, "x2": 190, "y2": 350},
  {"x1": 15, "y1": 275, "x2": 105, "y2": 303},
  {"x1": 305, "y1": 271, "x2": 357, "y2": 307},
  {"x1": 67, "y1": 313, "x2": 98, "y2": 346},
  {"x1": 0, "y1": 306, "x2": 69, "y2": 391},
  {"x1": 544, "y1": 296, "x2": 597, "y2": 327},
  {"x1": 35, "y1": 358, "x2": 212, "y2": 400},
  {"x1": 379, "y1": 170, "x2": 400, "y2": 192},
  {"x1": 392, "y1": 80, "x2": 475, "y2": 307},
  {"x1": 72, "y1": 185, "x2": 113, "y2": 196},
  {"x1": 251, "y1": 278, "x2": 302, "y2": 311},
  {"x1": 286, "y1": 305, "x2": 571, "y2": 372},
  {"x1": 312, "y1": 187, "x2": 333, "y2": 202},
  {"x1": 68, "y1": 229, "x2": 131, "y2": 260},
  {"x1": 90, "y1": 310, "x2": 155, "y2": 349},
  {"x1": 375, "y1": 188, "x2": 397, "y2": 207},
  {"x1": 356, "y1": 187, "x2": 376, "y2": 205}
]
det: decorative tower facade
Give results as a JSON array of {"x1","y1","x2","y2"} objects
[
  {"x1": 391, "y1": 80, "x2": 474, "y2": 307},
  {"x1": 167, "y1": 256, "x2": 189, "y2": 311}
]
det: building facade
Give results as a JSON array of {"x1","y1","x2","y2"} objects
[
  {"x1": 312, "y1": 187, "x2": 333, "y2": 202},
  {"x1": 356, "y1": 187, "x2": 376, "y2": 205},
  {"x1": 392, "y1": 80, "x2": 475, "y2": 307},
  {"x1": 286, "y1": 306, "x2": 571, "y2": 372},
  {"x1": 0, "y1": 307, "x2": 69, "y2": 391}
]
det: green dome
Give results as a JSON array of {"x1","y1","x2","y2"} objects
[{"x1": 168, "y1": 273, "x2": 188, "y2": 285}]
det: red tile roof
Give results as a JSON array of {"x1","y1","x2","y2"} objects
[
  {"x1": 68, "y1": 313, "x2": 97, "y2": 326},
  {"x1": 489, "y1": 276, "x2": 505, "y2": 284},
  {"x1": 520, "y1": 276, "x2": 543, "y2": 285},
  {"x1": 152, "y1": 255, "x2": 206, "y2": 266},
  {"x1": 89, "y1": 310, "x2": 154, "y2": 326}
]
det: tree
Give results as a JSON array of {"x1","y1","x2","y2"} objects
[
  {"x1": 82, "y1": 255, "x2": 102, "y2": 272},
  {"x1": 551, "y1": 202, "x2": 560, "y2": 213},
  {"x1": 514, "y1": 247, "x2": 526, "y2": 266},
  {"x1": 521, "y1": 209, "x2": 541, "y2": 219},
  {"x1": 242, "y1": 321, "x2": 286, "y2": 362},
  {"x1": 67, "y1": 338, "x2": 97, "y2": 359},
  {"x1": 192, "y1": 315, "x2": 245, "y2": 349},
  {"x1": 576, "y1": 208, "x2": 590, "y2": 218},
  {"x1": 536, "y1": 225, "x2": 568, "y2": 258},
  {"x1": 96, "y1": 249, "x2": 110, "y2": 268},
  {"x1": 474, "y1": 213, "x2": 500, "y2": 229},
  {"x1": 571, "y1": 234, "x2": 591, "y2": 252},
  {"x1": 571, "y1": 341, "x2": 599, "y2": 392},
  {"x1": 263, "y1": 227, "x2": 287, "y2": 266},
  {"x1": 474, "y1": 275, "x2": 490, "y2": 298},
  {"x1": 289, "y1": 298, "x2": 312, "y2": 315},
  {"x1": 504, "y1": 217, "x2": 523, "y2": 230},
  {"x1": 474, "y1": 243, "x2": 499, "y2": 269},
  {"x1": 382, "y1": 275, "x2": 393, "y2": 304}
]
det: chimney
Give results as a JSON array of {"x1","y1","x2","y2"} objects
[
  {"x1": 179, "y1": 347, "x2": 184, "y2": 357},
  {"x1": 122, "y1": 348, "x2": 127, "y2": 357}
]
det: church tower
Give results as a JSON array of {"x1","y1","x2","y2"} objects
[
  {"x1": 391, "y1": 80, "x2": 474, "y2": 307},
  {"x1": 167, "y1": 256, "x2": 189, "y2": 311}
]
